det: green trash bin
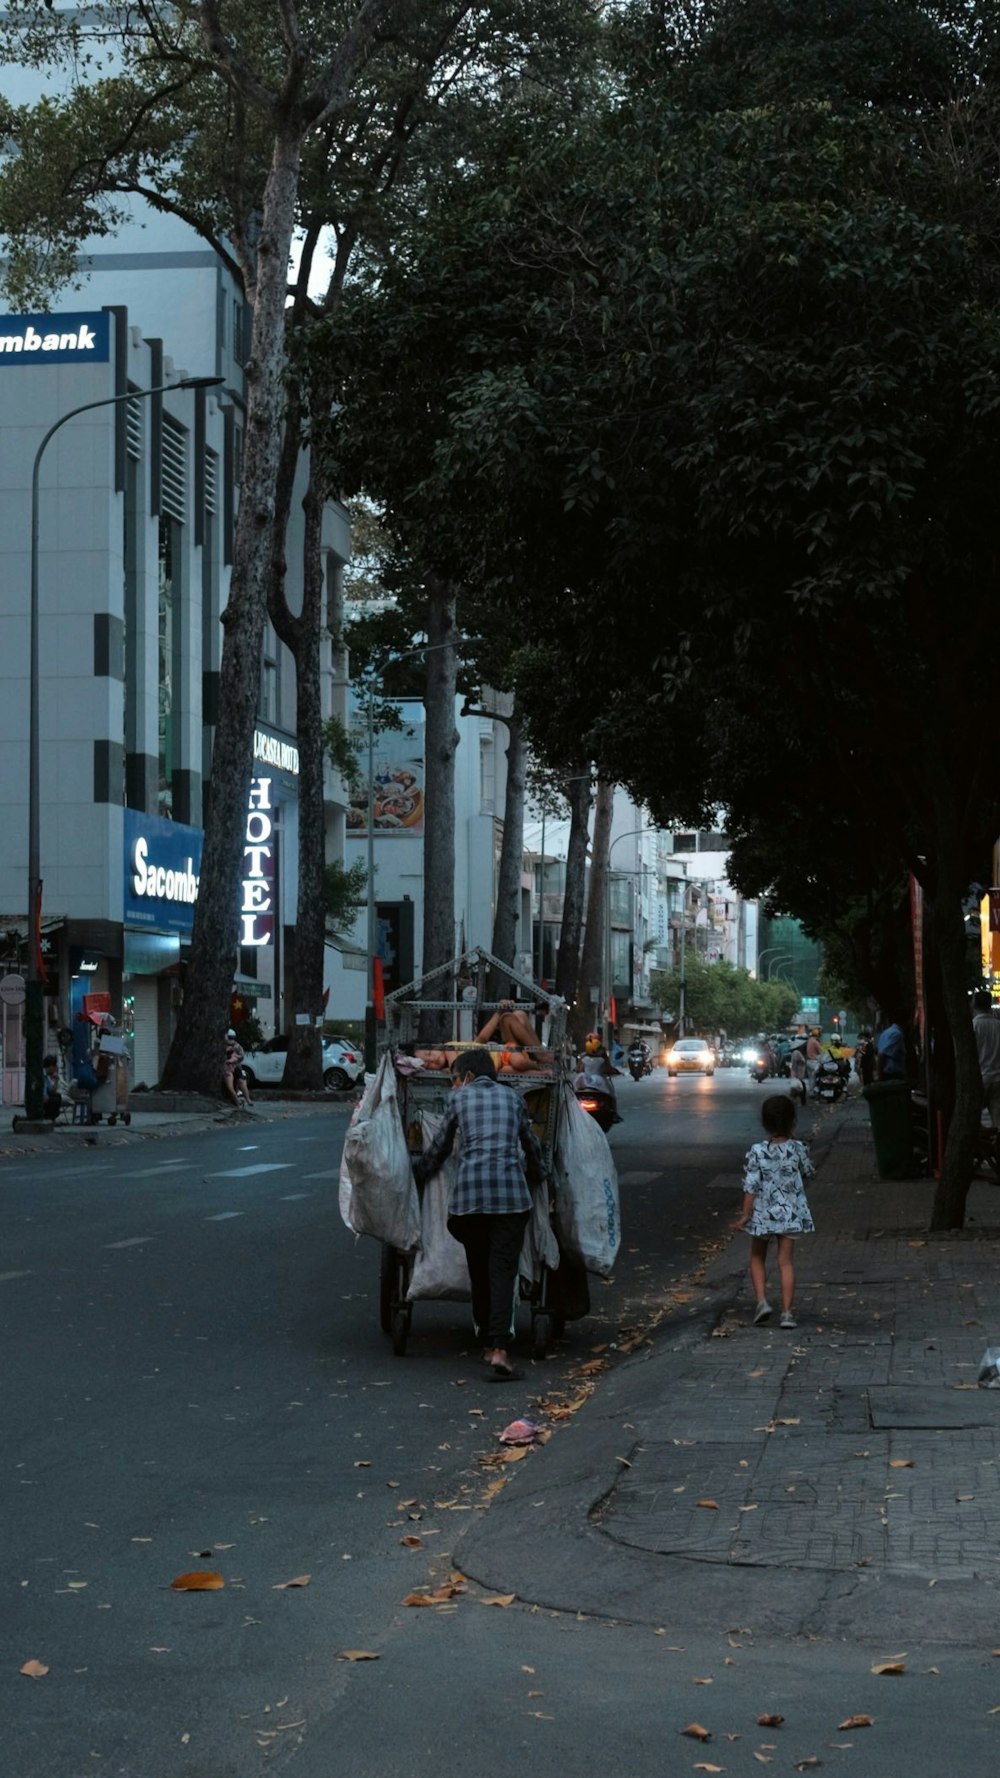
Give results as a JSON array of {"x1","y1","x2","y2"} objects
[{"x1": 863, "y1": 1080, "x2": 915, "y2": 1180}]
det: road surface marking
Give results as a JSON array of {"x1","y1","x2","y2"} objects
[
  {"x1": 303, "y1": 1169, "x2": 339, "y2": 1181},
  {"x1": 121, "y1": 1161, "x2": 191, "y2": 1179},
  {"x1": 205, "y1": 1211, "x2": 244, "y2": 1221},
  {"x1": 105, "y1": 1237, "x2": 154, "y2": 1249},
  {"x1": 0, "y1": 1269, "x2": 33, "y2": 1281},
  {"x1": 203, "y1": 1163, "x2": 293, "y2": 1178},
  {"x1": 279, "y1": 1192, "x2": 313, "y2": 1201}
]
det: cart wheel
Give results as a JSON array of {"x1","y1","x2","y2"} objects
[
  {"x1": 123, "y1": 1113, "x2": 131, "y2": 1127},
  {"x1": 379, "y1": 1244, "x2": 397, "y2": 1333},
  {"x1": 391, "y1": 1308, "x2": 410, "y2": 1356},
  {"x1": 107, "y1": 1115, "x2": 117, "y2": 1126},
  {"x1": 532, "y1": 1312, "x2": 551, "y2": 1361}
]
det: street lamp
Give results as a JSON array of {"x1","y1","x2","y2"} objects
[
  {"x1": 756, "y1": 945, "x2": 790, "y2": 979},
  {"x1": 22, "y1": 374, "x2": 224, "y2": 1123}
]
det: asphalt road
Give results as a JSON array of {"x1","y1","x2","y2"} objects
[{"x1": 0, "y1": 1067, "x2": 807, "y2": 1778}]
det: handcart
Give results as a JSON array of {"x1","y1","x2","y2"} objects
[
  {"x1": 374, "y1": 947, "x2": 589, "y2": 1359},
  {"x1": 71, "y1": 1027, "x2": 132, "y2": 1126}
]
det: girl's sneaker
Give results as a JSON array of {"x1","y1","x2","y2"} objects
[
  {"x1": 779, "y1": 1310, "x2": 797, "y2": 1329},
  {"x1": 753, "y1": 1299, "x2": 772, "y2": 1325}
]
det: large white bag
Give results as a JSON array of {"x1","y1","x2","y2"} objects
[
  {"x1": 407, "y1": 1113, "x2": 472, "y2": 1301},
  {"x1": 553, "y1": 1083, "x2": 621, "y2": 1277},
  {"x1": 340, "y1": 1055, "x2": 421, "y2": 1252}
]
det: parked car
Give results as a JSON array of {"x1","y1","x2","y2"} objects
[
  {"x1": 666, "y1": 1037, "x2": 716, "y2": 1078},
  {"x1": 241, "y1": 1033, "x2": 363, "y2": 1091}
]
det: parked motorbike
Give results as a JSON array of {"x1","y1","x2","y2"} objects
[
  {"x1": 627, "y1": 1043, "x2": 652, "y2": 1082},
  {"x1": 813, "y1": 1058, "x2": 846, "y2": 1101}
]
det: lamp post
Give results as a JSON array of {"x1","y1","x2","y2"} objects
[
  {"x1": 22, "y1": 374, "x2": 223, "y2": 1123},
  {"x1": 756, "y1": 944, "x2": 790, "y2": 979},
  {"x1": 362, "y1": 639, "x2": 455, "y2": 1070}
]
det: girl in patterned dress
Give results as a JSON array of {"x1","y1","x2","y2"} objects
[{"x1": 734, "y1": 1094, "x2": 815, "y2": 1329}]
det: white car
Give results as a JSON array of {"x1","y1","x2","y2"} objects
[
  {"x1": 666, "y1": 1038, "x2": 716, "y2": 1078},
  {"x1": 241, "y1": 1033, "x2": 363, "y2": 1091}
]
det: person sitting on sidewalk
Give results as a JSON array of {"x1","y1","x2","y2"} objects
[
  {"x1": 42, "y1": 1054, "x2": 64, "y2": 1122},
  {"x1": 412, "y1": 1047, "x2": 545, "y2": 1382},
  {"x1": 734, "y1": 1093, "x2": 815, "y2": 1330}
]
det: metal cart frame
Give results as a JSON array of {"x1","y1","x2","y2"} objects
[{"x1": 375, "y1": 946, "x2": 585, "y2": 1357}]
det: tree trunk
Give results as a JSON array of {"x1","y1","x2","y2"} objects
[
  {"x1": 419, "y1": 588, "x2": 459, "y2": 1043},
  {"x1": 555, "y1": 769, "x2": 591, "y2": 1005},
  {"x1": 490, "y1": 713, "x2": 526, "y2": 984},
  {"x1": 569, "y1": 778, "x2": 613, "y2": 1051},
  {"x1": 278, "y1": 471, "x2": 328, "y2": 1090},
  {"x1": 161, "y1": 126, "x2": 306, "y2": 1092},
  {"x1": 928, "y1": 878, "x2": 981, "y2": 1230}
]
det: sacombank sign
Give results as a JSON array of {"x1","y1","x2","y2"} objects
[
  {"x1": 124, "y1": 810, "x2": 204, "y2": 934},
  {"x1": 0, "y1": 311, "x2": 110, "y2": 367}
]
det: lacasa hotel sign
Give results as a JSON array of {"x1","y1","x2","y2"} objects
[{"x1": 0, "y1": 311, "x2": 111, "y2": 365}]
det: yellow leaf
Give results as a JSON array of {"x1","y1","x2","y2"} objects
[
  {"x1": 681, "y1": 1723, "x2": 712, "y2": 1741},
  {"x1": 170, "y1": 1571, "x2": 224, "y2": 1591},
  {"x1": 339, "y1": 1650, "x2": 379, "y2": 1662},
  {"x1": 20, "y1": 1660, "x2": 49, "y2": 1678},
  {"x1": 272, "y1": 1574, "x2": 311, "y2": 1589},
  {"x1": 757, "y1": 1714, "x2": 784, "y2": 1727},
  {"x1": 400, "y1": 1536, "x2": 423, "y2": 1550},
  {"x1": 403, "y1": 1583, "x2": 463, "y2": 1608},
  {"x1": 838, "y1": 1715, "x2": 873, "y2": 1729},
  {"x1": 889, "y1": 1459, "x2": 914, "y2": 1469},
  {"x1": 697, "y1": 1499, "x2": 720, "y2": 1510},
  {"x1": 480, "y1": 1594, "x2": 516, "y2": 1607},
  {"x1": 871, "y1": 1661, "x2": 906, "y2": 1676},
  {"x1": 694, "y1": 1765, "x2": 725, "y2": 1773}
]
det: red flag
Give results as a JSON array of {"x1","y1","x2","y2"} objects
[
  {"x1": 373, "y1": 956, "x2": 385, "y2": 1021},
  {"x1": 609, "y1": 995, "x2": 617, "y2": 1029}
]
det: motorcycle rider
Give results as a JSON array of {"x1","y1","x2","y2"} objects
[
  {"x1": 574, "y1": 1032, "x2": 622, "y2": 1121},
  {"x1": 223, "y1": 1027, "x2": 253, "y2": 1108}
]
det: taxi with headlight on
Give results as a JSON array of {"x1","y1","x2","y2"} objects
[{"x1": 666, "y1": 1037, "x2": 716, "y2": 1078}]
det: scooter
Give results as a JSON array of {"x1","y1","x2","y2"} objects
[
  {"x1": 749, "y1": 1049, "x2": 775, "y2": 1084},
  {"x1": 627, "y1": 1043, "x2": 652, "y2": 1081},
  {"x1": 813, "y1": 1058, "x2": 846, "y2": 1101},
  {"x1": 574, "y1": 1075, "x2": 619, "y2": 1133}
]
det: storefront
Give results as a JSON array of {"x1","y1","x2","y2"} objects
[{"x1": 123, "y1": 810, "x2": 203, "y2": 1087}]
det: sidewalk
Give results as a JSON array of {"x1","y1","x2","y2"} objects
[
  {"x1": 0, "y1": 1091, "x2": 353, "y2": 1158},
  {"x1": 458, "y1": 1095, "x2": 1000, "y2": 1645}
]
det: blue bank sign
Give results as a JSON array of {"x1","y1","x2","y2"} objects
[
  {"x1": 0, "y1": 310, "x2": 110, "y2": 366},
  {"x1": 124, "y1": 810, "x2": 203, "y2": 934}
]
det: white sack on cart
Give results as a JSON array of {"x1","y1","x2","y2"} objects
[
  {"x1": 339, "y1": 1070, "x2": 377, "y2": 1229},
  {"x1": 406, "y1": 1112, "x2": 471, "y2": 1301},
  {"x1": 340, "y1": 1055, "x2": 421, "y2": 1252},
  {"x1": 553, "y1": 1083, "x2": 621, "y2": 1277},
  {"x1": 520, "y1": 1178, "x2": 560, "y2": 1287}
]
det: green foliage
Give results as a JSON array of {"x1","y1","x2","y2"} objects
[
  {"x1": 324, "y1": 859, "x2": 368, "y2": 932},
  {"x1": 649, "y1": 955, "x2": 797, "y2": 1036}
]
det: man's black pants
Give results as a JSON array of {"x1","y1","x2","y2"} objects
[{"x1": 447, "y1": 1210, "x2": 530, "y2": 1345}]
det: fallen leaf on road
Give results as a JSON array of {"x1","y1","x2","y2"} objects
[
  {"x1": 987, "y1": 1705, "x2": 1000, "y2": 1715},
  {"x1": 748, "y1": 1368, "x2": 765, "y2": 1378},
  {"x1": 889, "y1": 1459, "x2": 914, "y2": 1469},
  {"x1": 20, "y1": 1660, "x2": 49, "y2": 1678},
  {"x1": 403, "y1": 1583, "x2": 464, "y2": 1607},
  {"x1": 693, "y1": 1765, "x2": 725, "y2": 1773},
  {"x1": 757, "y1": 1714, "x2": 784, "y2": 1727},
  {"x1": 681, "y1": 1724, "x2": 712, "y2": 1741},
  {"x1": 339, "y1": 1650, "x2": 379, "y2": 1662},
  {"x1": 837, "y1": 1715, "x2": 873, "y2": 1729},
  {"x1": 573, "y1": 1359, "x2": 609, "y2": 1375},
  {"x1": 697, "y1": 1500, "x2": 720, "y2": 1511},
  {"x1": 793, "y1": 1761, "x2": 821, "y2": 1771},
  {"x1": 871, "y1": 1661, "x2": 906, "y2": 1676},
  {"x1": 149, "y1": 1647, "x2": 171, "y2": 1654},
  {"x1": 171, "y1": 1571, "x2": 224, "y2": 1591},
  {"x1": 400, "y1": 1537, "x2": 423, "y2": 1550},
  {"x1": 480, "y1": 1594, "x2": 516, "y2": 1607},
  {"x1": 272, "y1": 1575, "x2": 311, "y2": 1589},
  {"x1": 992, "y1": 1649, "x2": 1000, "y2": 1657},
  {"x1": 772, "y1": 1418, "x2": 800, "y2": 1427},
  {"x1": 692, "y1": 1676, "x2": 713, "y2": 1685},
  {"x1": 354, "y1": 1460, "x2": 371, "y2": 1468},
  {"x1": 752, "y1": 1754, "x2": 770, "y2": 1765}
]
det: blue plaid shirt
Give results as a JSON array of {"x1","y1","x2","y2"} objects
[{"x1": 413, "y1": 1077, "x2": 543, "y2": 1217}]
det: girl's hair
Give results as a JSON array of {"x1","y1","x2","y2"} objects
[{"x1": 761, "y1": 1094, "x2": 797, "y2": 1137}]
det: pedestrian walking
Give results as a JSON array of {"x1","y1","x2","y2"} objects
[
  {"x1": 734, "y1": 1093, "x2": 815, "y2": 1330},
  {"x1": 972, "y1": 991, "x2": 1000, "y2": 1127},
  {"x1": 854, "y1": 1030, "x2": 875, "y2": 1090},
  {"x1": 412, "y1": 1048, "x2": 545, "y2": 1381},
  {"x1": 787, "y1": 1043, "x2": 808, "y2": 1105}
]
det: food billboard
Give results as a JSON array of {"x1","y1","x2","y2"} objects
[{"x1": 346, "y1": 703, "x2": 424, "y2": 838}]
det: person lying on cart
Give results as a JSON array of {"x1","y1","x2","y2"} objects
[
  {"x1": 412, "y1": 1047, "x2": 545, "y2": 1382},
  {"x1": 475, "y1": 998, "x2": 551, "y2": 1071}
]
